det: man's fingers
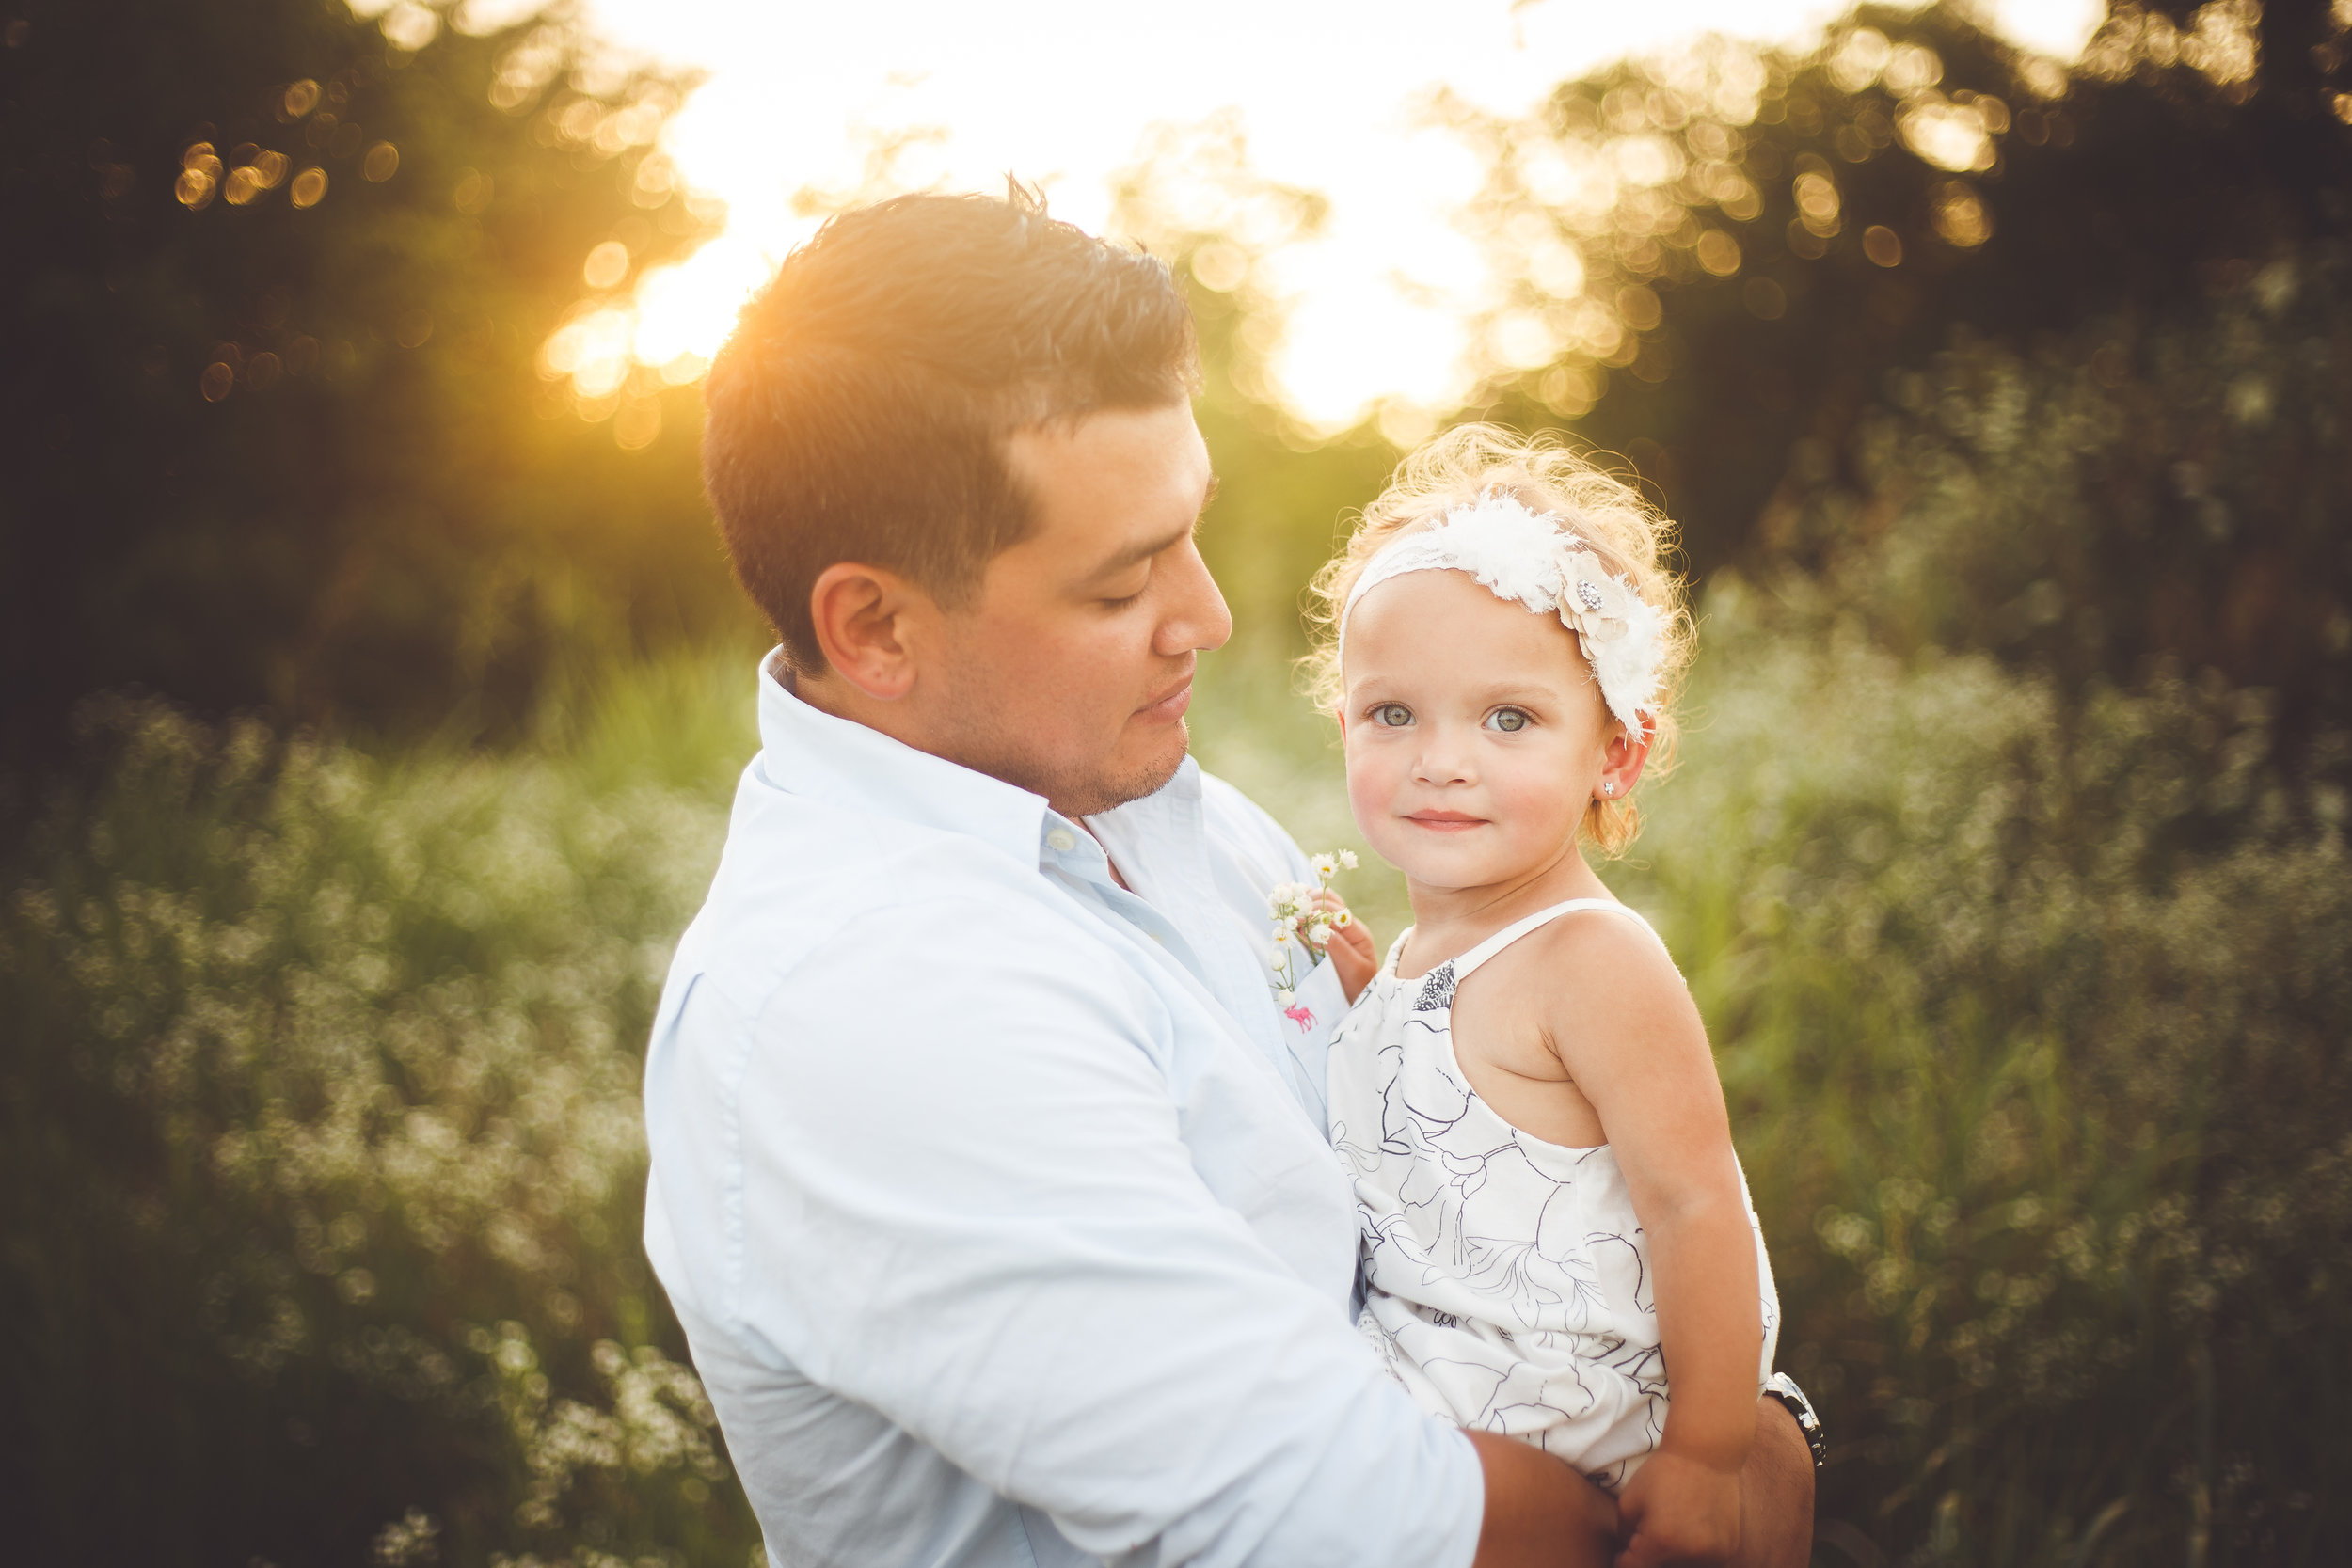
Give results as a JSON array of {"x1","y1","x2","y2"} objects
[{"x1": 1612, "y1": 1534, "x2": 1666, "y2": 1568}]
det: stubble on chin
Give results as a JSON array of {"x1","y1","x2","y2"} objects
[
  {"x1": 931, "y1": 697, "x2": 1191, "y2": 820},
  {"x1": 1024, "y1": 718, "x2": 1192, "y2": 819},
  {"x1": 930, "y1": 653, "x2": 1194, "y2": 817}
]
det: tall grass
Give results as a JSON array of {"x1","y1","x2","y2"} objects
[
  {"x1": 4, "y1": 623, "x2": 2344, "y2": 1564},
  {"x1": 0, "y1": 658, "x2": 759, "y2": 1567}
]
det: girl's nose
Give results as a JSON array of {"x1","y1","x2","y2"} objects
[{"x1": 1411, "y1": 726, "x2": 1475, "y2": 786}]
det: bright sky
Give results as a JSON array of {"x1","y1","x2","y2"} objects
[{"x1": 543, "y1": 0, "x2": 2106, "y2": 429}]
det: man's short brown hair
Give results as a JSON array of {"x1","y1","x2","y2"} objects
[{"x1": 702, "y1": 186, "x2": 1199, "y2": 671}]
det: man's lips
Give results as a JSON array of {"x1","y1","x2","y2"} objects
[
  {"x1": 1404, "y1": 810, "x2": 1486, "y2": 832},
  {"x1": 1135, "y1": 679, "x2": 1193, "y2": 721}
]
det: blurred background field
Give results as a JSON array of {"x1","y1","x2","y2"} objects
[{"x1": 3, "y1": 1, "x2": 2349, "y2": 1564}]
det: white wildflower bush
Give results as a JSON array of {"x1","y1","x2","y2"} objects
[
  {"x1": 0, "y1": 683, "x2": 758, "y2": 1565},
  {"x1": 1602, "y1": 253, "x2": 2352, "y2": 1564},
  {"x1": 1618, "y1": 612, "x2": 2350, "y2": 1564}
]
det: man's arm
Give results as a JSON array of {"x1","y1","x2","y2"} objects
[
  {"x1": 676, "y1": 896, "x2": 1486, "y2": 1566},
  {"x1": 1729, "y1": 1398, "x2": 1816, "y2": 1568},
  {"x1": 1469, "y1": 1433, "x2": 1617, "y2": 1567}
]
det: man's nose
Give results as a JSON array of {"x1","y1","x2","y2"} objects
[{"x1": 1154, "y1": 539, "x2": 1232, "y2": 657}]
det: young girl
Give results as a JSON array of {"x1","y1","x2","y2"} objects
[{"x1": 1313, "y1": 426, "x2": 1780, "y2": 1563}]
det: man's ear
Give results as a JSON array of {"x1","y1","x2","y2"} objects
[{"x1": 808, "y1": 562, "x2": 930, "y2": 701}]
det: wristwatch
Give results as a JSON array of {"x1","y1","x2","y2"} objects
[{"x1": 1763, "y1": 1372, "x2": 1827, "y2": 1471}]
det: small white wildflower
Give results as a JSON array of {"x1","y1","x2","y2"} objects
[
  {"x1": 1339, "y1": 849, "x2": 1359, "y2": 870},
  {"x1": 1276, "y1": 987, "x2": 1295, "y2": 1006},
  {"x1": 1306, "y1": 921, "x2": 1331, "y2": 949},
  {"x1": 1332, "y1": 909, "x2": 1352, "y2": 928},
  {"x1": 1311, "y1": 852, "x2": 1338, "y2": 878}
]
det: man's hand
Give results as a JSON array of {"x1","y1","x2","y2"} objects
[
  {"x1": 1613, "y1": 1449, "x2": 1742, "y2": 1567},
  {"x1": 1310, "y1": 889, "x2": 1377, "y2": 1002}
]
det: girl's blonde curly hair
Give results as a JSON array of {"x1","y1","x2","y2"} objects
[{"x1": 1303, "y1": 423, "x2": 1694, "y2": 857}]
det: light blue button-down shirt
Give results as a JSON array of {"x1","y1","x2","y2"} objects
[{"x1": 643, "y1": 658, "x2": 1481, "y2": 1568}]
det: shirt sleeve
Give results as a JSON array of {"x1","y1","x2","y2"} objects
[{"x1": 693, "y1": 893, "x2": 1482, "y2": 1568}]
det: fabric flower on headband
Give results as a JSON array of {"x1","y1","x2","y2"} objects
[{"x1": 1338, "y1": 493, "x2": 1663, "y2": 737}]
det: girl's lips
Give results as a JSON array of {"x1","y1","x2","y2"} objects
[{"x1": 1404, "y1": 812, "x2": 1486, "y2": 832}]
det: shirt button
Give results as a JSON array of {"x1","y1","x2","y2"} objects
[{"x1": 1045, "y1": 828, "x2": 1078, "y2": 853}]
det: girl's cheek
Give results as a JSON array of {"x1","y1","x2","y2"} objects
[{"x1": 1488, "y1": 750, "x2": 1575, "y2": 835}]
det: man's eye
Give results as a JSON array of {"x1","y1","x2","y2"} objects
[
  {"x1": 1486, "y1": 708, "x2": 1530, "y2": 733},
  {"x1": 1373, "y1": 704, "x2": 1413, "y2": 727}
]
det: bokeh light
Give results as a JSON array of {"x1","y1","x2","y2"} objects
[{"x1": 559, "y1": 0, "x2": 2108, "y2": 432}]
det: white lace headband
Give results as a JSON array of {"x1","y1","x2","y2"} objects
[{"x1": 1337, "y1": 492, "x2": 1664, "y2": 736}]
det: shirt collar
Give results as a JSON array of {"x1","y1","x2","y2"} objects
[{"x1": 753, "y1": 651, "x2": 1054, "y2": 866}]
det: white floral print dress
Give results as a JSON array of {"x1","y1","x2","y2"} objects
[{"x1": 1327, "y1": 897, "x2": 1780, "y2": 1493}]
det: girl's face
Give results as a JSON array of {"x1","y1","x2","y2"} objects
[{"x1": 1341, "y1": 567, "x2": 1637, "y2": 894}]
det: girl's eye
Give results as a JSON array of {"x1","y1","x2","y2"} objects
[
  {"x1": 1372, "y1": 703, "x2": 1413, "y2": 728},
  {"x1": 1486, "y1": 708, "x2": 1531, "y2": 733}
]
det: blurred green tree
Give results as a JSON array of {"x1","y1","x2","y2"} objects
[
  {"x1": 0, "y1": 0, "x2": 748, "y2": 766},
  {"x1": 1109, "y1": 119, "x2": 1403, "y2": 665},
  {"x1": 1448, "y1": 0, "x2": 2352, "y2": 736}
]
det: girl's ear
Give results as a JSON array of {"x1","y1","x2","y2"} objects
[{"x1": 1597, "y1": 716, "x2": 1654, "y2": 800}]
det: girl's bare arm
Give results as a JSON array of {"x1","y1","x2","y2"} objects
[{"x1": 1535, "y1": 916, "x2": 1761, "y2": 1564}]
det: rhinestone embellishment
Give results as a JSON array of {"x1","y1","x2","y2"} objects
[{"x1": 1576, "y1": 579, "x2": 1605, "y2": 611}]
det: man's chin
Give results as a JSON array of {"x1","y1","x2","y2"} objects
[{"x1": 1057, "y1": 721, "x2": 1191, "y2": 819}]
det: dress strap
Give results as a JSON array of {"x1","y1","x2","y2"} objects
[{"x1": 1449, "y1": 898, "x2": 1660, "y2": 982}]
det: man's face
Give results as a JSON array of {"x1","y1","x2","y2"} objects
[{"x1": 930, "y1": 401, "x2": 1230, "y2": 818}]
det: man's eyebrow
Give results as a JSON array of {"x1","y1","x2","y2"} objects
[
  {"x1": 1092, "y1": 473, "x2": 1219, "y2": 575},
  {"x1": 1097, "y1": 521, "x2": 1194, "y2": 574}
]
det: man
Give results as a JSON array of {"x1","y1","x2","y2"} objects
[{"x1": 643, "y1": 186, "x2": 1817, "y2": 1566}]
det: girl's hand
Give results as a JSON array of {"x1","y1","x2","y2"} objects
[
  {"x1": 1613, "y1": 1449, "x2": 1742, "y2": 1567},
  {"x1": 1311, "y1": 889, "x2": 1377, "y2": 1003}
]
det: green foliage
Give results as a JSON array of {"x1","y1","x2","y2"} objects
[
  {"x1": 1450, "y1": 1, "x2": 2352, "y2": 700},
  {"x1": 1765, "y1": 245, "x2": 2352, "y2": 759},
  {"x1": 1599, "y1": 234, "x2": 2352, "y2": 1558},
  {"x1": 0, "y1": 658, "x2": 762, "y2": 1565},
  {"x1": 0, "y1": 0, "x2": 751, "y2": 760},
  {"x1": 1627, "y1": 618, "x2": 2349, "y2": 1564}
]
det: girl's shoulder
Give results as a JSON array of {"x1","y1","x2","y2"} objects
[{"x1": 1506, "y1": 901, "x2": 1692, "y2": 1032}]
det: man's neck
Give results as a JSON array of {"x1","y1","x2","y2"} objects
[{"x1": 794, "y1": 662, "x2": 1132, "y2": 887}]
